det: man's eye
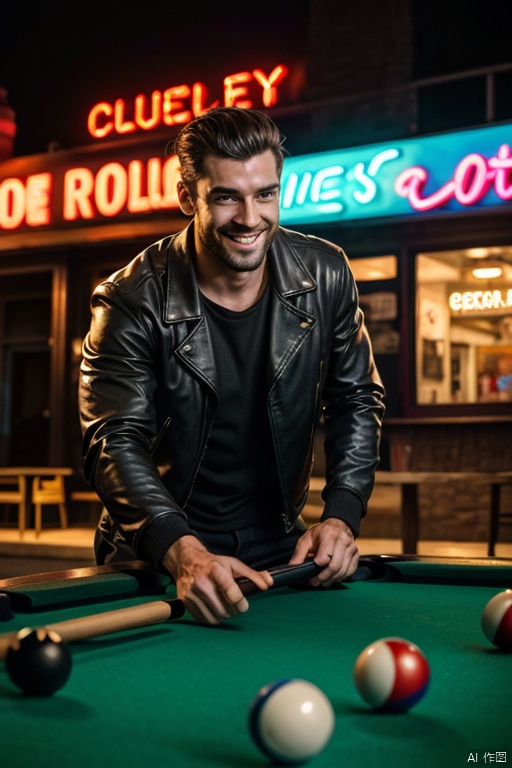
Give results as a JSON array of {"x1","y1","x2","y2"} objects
[{"x1": 259, "y1": 190, "x2": 277, "y2": 200}]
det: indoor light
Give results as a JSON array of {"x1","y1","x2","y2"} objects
[
  {"x1": 466, "y1": 247, "x2": 488, "y2": 259},
  {"x1": 472, "y1": 266, "x2": 503, "y2": 279}
]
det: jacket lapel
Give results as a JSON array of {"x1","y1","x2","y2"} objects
[
  {"x1": 162, "y1": 224, "x2": 317, "y2": 393},
  {"x1": 163, "y1": 223, "x2": 218, "y2": 395},
  {"x1": 268, "y1": 229, "x2": 317, "y2": 384}
]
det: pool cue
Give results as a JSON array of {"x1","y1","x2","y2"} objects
[
  {"x1": 0, "y1": 560, "x2": 322, "y2": 658},
  {"x1": 0, "y1": 598, "x2": 186, "y2": 660},
  {"x1": 236, "y1": 558, "x2": 322, "y2": 595}
]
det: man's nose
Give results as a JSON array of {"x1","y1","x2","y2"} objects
[{"x1": 233, "y1": 198, "x2": 260, "y2": 228}]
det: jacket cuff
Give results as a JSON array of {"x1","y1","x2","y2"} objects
[
  {"x1": 134, "y1": 513, "x2": 193, "y2": 568},
  {"x1": 321, "y1": 487, "x2": 364, "y2": 537}
]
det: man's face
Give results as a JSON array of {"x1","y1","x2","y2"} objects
[{"x1": 186, "y1": 150, "x2": 280, "y2": 274}]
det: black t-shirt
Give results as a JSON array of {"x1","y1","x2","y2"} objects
[{"x1": 185, "y1": 285, "x2": 283, "y2": 531}]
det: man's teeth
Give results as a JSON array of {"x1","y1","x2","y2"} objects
[{"x1": 232, "y1": 235, "x2": 257, "y2": 244}]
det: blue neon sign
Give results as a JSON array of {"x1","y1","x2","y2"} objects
[{"x1": 279, "y1": 122, "x2": 512, "y2": 224}]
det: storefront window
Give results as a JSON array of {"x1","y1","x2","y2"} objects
[
  {"x1": 0, "y1": 272, "x2": 53, "y2": 464},
  {"x1": 351, "y1": 255, "x2": 399, "y2": 355},
  {"x1": 415, "y1": 246, "x2": 512, "y2": 405},
  {"x1": 349, "y1": 255, "x2": 397, "y2": 283}
]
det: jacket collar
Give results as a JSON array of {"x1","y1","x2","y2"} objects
[
  {"x1": 270, "y1": 227, "x2": 317, "y2": 298},
  {"x1": 164, "y1": 223, "x2": 203, "y2": 323},
  {"x1": 164, "y1": 222, "x2": 316, "y2": 323}
]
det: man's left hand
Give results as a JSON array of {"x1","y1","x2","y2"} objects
[{"x1": 289, "y1": 518, "x2": 359, "y2": 587}]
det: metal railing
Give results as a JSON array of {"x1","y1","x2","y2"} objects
[{"x1": 273, "y1": 62, "x2": 512, "y2": 134}]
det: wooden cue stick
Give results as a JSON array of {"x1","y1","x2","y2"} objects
[
  {"x1": 0, "y1": 598, "x2": 185, "y2": 660},
  {"x1": 0, "y1": 560, "x2": 322, "y2": 659}
]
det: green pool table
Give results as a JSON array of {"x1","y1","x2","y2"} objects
[{"x1": 0, "y1": 555, "x2": 511, "y2": 768}]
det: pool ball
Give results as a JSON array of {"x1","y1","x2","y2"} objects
[
  {"x1": 249, "y1": 678, "x2": 335, "y2": 764},
  {"x1": 0, "y1": 592, "x2": 13, "y2": 621},
  {"x1": 6, "y1": 627, "x2": 72, "y2": 696},
  {"x1": 354, "y1": 637, "x2": 430, "y2": 712},
  {"x1": 481, "y1": 590, "x2": 512, "y2": 650}
]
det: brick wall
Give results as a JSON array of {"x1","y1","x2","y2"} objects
[
  {"x1": 385, "y1": 421, "x2": 512, "y2": 542},
  {"x1": 304, "y1": 0, "x2": 416, "y2": 146}
]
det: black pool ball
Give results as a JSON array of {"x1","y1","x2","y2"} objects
[
  {"x1": 6, "y1": 627, "x2": 72, "y2": 696},
  {"x1": 0, "y1": 592, "x2": 13, "y2": 621}
]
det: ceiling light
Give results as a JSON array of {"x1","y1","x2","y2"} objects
[
  {"x1": 466, "y1": 248, "x2": 488, "y2": 259},
  {"x1": 472, "y1": 266, "x2": 503, "y2": 279}
]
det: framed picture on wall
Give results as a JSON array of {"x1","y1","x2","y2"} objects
[
  {"x1": 422, "y1": 338, "x2": 444, "y2": 380},
  {"x1": 359, "y1": 293, "x2": 400, "y2": 354}
]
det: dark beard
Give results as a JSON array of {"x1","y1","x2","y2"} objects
[{"x1": 197, "y1": 221, "x2": 277, "y2": 273}]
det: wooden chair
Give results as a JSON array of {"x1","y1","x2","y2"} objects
[
  {"x1": 488, "y1": 483, "x2": 512, "y2": 557},
  {"x1": 0, "y1": 476, "x2": 27, "y2": 536},
  {"x1": 31, "y1": 475, "x2": 68, "y2": 537}
]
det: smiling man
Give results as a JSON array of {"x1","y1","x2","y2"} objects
[
  {"x1": 178, "y1": 151, "x2": 280, "y2": 308},
  {"x1": 79, "y1": 107, "x2": 385, "y2": 625}
]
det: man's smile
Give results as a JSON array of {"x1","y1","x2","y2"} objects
[
  {"x1": 222, "y1": 230, "x2": 266, "y2": 246},
  {"x1": 230, "y1": 235, "x2": 258, "y2": 244}
]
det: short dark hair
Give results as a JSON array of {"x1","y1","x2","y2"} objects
[{"x1": 171, "y1": 107, "x2": 285, "y2": 196}]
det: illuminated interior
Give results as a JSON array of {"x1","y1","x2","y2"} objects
[
  {"x1": 415, "y1": 246, "x2": 512, "y2": 404},
  {"x1": 349, "y1": 255, "x2": 397, "y2": 282}
]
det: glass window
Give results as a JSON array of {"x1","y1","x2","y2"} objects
[
  {"x1": 351, "y1": 255, "x2": 400, "y2": 353},
  {"x1": 415, "y1": 246, "x2": 512, "y2": 405},
  {"x1": 349, "y1": 255, "x2": 397, "y2": 282},
  {"x1": 4, "y1": 296, "x2": 51, "y2": 341}
]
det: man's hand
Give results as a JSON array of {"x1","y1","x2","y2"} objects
[
  {"x1": 289, "y1": 518, "x2": 359, "y2": 587},
  {"x1": 162, "y1": 535, "x2": 273, "y2": 625}
]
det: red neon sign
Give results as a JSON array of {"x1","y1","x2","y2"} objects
[
  {"x1": 3, "y1": 127, "x2": 511, "y2": 233},
  {"x1": 395, "y1": 143, "x2": 512, "y2": 211},
  {"x1": 63, "y1": 157, "x2": 180, "y2": 220},
  {"x1": 88, "y1": 65, "x2": 288, "y2": 140},
  {"x1": 0, "y1": 173, "x2": 52, "y2": 229}
]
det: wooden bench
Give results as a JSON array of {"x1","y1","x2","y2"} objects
[{"x1": 309, "y1": 471, "x2": 512, "y2": 556}]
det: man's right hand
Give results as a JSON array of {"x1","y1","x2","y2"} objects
[{"x1": 162, "y1": 535, "x2": 273, "y2": 625}]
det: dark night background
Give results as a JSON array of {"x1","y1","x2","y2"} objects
[
  {"x1": 0, "y1": 0, "x2": 311, "y2": 155},
  {"x1": 1, "y1": 0, "x2": 511, "y2": 158}
]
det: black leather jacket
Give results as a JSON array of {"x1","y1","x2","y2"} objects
[{"x1": 79, "y1": 224, "x2": 385, "y2": 567}]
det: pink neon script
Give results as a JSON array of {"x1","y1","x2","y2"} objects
[{"x1": 395, "y1": 144, "x2": 512, "y2": 211}]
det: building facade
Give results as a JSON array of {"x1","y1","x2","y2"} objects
[{"x1": 1, "y1": 0, "x2": 511, "y2": 539}]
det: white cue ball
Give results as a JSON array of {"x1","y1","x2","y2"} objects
[{"x1": 249, "y1": 678, "x2": 335, "y2": 764}]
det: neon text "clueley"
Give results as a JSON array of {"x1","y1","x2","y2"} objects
[{"x1": 88, "y1": 65, "x2": 288, "y2": 139}]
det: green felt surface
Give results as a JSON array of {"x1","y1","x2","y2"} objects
[{"x1": 0, "y1": 567, "x2": 511, "y2": 768}]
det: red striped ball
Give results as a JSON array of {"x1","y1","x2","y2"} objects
[
  {"x1": 481, "y1": 590, "x2": 512, "y2": 650},
  {"x1": 354, "y1": 637, "x2": 430, "y2": 712}
]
